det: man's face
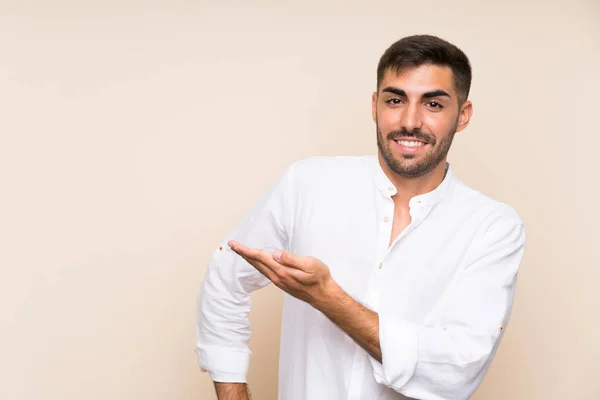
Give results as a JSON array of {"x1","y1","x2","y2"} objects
[{"x1": 372, "y1": 65, "x2": 472, "y2": 178}]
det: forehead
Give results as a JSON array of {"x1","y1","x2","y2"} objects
[{"x1": 380, "y1": 64, "x2": 456, "y2": 95}]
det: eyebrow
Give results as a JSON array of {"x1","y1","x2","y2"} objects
[{"x1": 381, "y1": 87, "x2": 452, "y2": 99}]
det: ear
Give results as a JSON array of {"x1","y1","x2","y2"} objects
[
  {"x1": 455, "y1": 100, "x2": 473, "y2": 133},
  {"x1": 371, "y1": 91, "x2": 378, "y2": 123}
]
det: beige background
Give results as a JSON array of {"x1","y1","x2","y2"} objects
[{"x1": 1, "y1": 1, "x2": 598, "y2": 399}]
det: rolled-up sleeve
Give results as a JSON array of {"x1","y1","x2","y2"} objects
[
  {"x1": 196, "y1": 165, "x2": 295, "y2": 382},
  {"x1": 371, "y1": 217, "x2": 526, "y2": 400}
]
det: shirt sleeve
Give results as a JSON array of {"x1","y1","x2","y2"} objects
[
  {"x1": 370, "y1": 215, "x2": 526, "y2": 400},
  {"x1": 196, "y1": 164, "x2": 295, "y2": 383}
]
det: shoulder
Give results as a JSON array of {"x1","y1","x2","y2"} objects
[
  {"x1": 446, "y1": 177, "x2": 526, "y2": 263},
  {"x1": 447, "y1": 176, "x2": 524, "y2": 230}
]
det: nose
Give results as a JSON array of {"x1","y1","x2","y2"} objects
[{"x1": 400, "y1": 102, "x2": 423, "y2": 132}]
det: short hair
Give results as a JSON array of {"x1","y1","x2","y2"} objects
[{"x1": 377, "y1": 35, "x2": 472, "y2": 103}]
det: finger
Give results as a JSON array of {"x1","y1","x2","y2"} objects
[
  {"x1": 228, "y1": 240, "x2": 260, "y2": 259},
  {"x1": 273, "y1": 250, "x2": 309, "y2": 271},
  {"x1": 230, "y1": 241, "x2": 287, "y2": 273},
  {"x1": 285, "y1": 266, "x2": 312, "y2": 283},
  {"x1": 239, "y1": 254, "x2": 280, "y2": 283},
  {"x1": 229, "y1": 241, "x2": 287, "y2": 281}
]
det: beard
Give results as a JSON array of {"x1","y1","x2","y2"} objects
[{"x1": 376, "y1": 117, "x2": 458, "y2": 178}]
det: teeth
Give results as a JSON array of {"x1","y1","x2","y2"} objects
[{"x1": 396, "y1": 140, "x2": 425, "y2": 147}]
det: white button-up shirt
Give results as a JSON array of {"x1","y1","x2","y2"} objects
[{"x1": 197, "y1": 155, "x2": 526, "y2": 400}]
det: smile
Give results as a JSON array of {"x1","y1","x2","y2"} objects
[{"x1": 394, "y1": 140, "x2": 426, "y2": 148}]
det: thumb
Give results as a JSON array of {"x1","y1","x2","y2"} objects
[{"x1": 273, "y1": 250, "x2": 302, "y2": 269}]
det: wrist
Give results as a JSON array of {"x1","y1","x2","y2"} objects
[
  {"x1": 214, "y1": 382, "x2": 249, "y2": 400},
  {"x1": 313, "y1": 278, "x2": 344, "y2": 313}
]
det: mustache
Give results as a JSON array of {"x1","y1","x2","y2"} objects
[{"x1": 386, "y1": 128, "x2": 436, "y2": 145}]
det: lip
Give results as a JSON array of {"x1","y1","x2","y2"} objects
[{"x1": 391, "y1": 138, "x2": 430, "y2": 153}]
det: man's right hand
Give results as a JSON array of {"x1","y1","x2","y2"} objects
[{"x1": 214, "y1": 382, "x2": 250, "y2": 400}]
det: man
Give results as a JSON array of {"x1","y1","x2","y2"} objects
[{"x1": 196, "y1": 35, "x2": 526, "y2": 400}]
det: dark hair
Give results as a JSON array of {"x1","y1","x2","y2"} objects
[{"x1": 377, "y1": 35, "x2": 472, "y2": 103}]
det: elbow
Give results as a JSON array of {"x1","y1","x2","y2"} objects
[
  {"x1": 398, "y1": 356, "x2": 491, "y2": 400},
  {"x1": 376, "y1": 325, "x2": 498, "y2": 399},
  {"x1": 377, "y1": 357, "x2": 491, "y2": 400}
]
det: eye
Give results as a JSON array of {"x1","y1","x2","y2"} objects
[
  {"x1": 426, "y1": 101, "x2": 443, "y2": 109},
  {"x1": 385, "y1": 98, "x2": 403, "y2": 106}
]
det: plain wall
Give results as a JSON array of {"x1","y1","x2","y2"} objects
[{"x1": 1, "y1": 1, "x2": 598, "y2": 399}]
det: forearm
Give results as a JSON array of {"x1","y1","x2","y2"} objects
[
  {"x1": 197, "y1": 257, "x2": 260, "y2": 385},
  {"x1": 214, "y1": 382, "x2": 250, "y2": 400},
  {"x1": 315, "y1": 282, "x2": 382, "y2": 362}
]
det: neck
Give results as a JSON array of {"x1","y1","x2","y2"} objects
[{"x1": 378, "y1": 152, "x2": 448, "y2": 207}]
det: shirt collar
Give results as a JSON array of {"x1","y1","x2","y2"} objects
[{"x1": 370, "y1": 154, "x2": 454, "y2": 208}]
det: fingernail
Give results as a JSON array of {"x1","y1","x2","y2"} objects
[{"x1": 273, "y1": 250, "x2": 282, "y2": 260}]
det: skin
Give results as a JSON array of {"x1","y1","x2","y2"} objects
[
  {"x1": 214, "y1": 382, "x2": 249, "y2": 400},
  {"x1": 374, "y1": 65, "x2": 472, "y2": 242},
  {"x1": 217, "y1": 64, "x2": 474, "y2": 398}
]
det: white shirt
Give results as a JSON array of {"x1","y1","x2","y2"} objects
[{"x1": 196, "y1": 155, "x2": 526, "y2": 400}]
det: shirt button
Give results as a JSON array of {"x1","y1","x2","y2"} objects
[
  {"x1": 378, "y1": 263, "x2": 383, "y2": 269},
  {"x1": 388, "y1": 187, "x2": 394, "y2": 193},
  {"x1": 383, "y1": 216, "x2": 390, "y2": 223}
]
